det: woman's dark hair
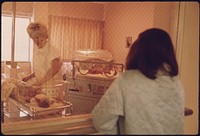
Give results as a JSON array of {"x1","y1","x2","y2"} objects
[{"x1": 125, "y1": 28, "x2": 178, "y2": 79}]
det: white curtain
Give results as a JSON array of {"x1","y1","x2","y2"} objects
[{"x1": 48, "y1": 15, "x2": 104, "y2": 60}]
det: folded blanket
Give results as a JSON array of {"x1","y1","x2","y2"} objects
[{"x1": 1, "y1": 78, "x2": 39, "y2": 102}]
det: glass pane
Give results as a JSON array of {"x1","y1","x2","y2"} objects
[
  {"x1": 1, "y1": 16, "x2": 31, "y2": 61},
  {"x1": 1, "y1": 16, "x2": 12, "y2": 61},
  {"x1": 14, "y1": 17, "x2": 30, "y2": 61}
]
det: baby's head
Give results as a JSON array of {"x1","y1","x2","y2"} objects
[{"x1": 27, "y1": 22, "x2": 48, "y2": 48}]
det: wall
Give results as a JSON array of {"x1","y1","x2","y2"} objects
[
  {"x1": 48, "y1": 2, "x2": 104, "y2": 20},
  {"x1": 34, "y1": 2, "x2": 49, "y2": 27},
  {"x1": 153, "y1": 2, "x2": 180, "y2": 50},
  {"x1": 103, "y1": 2, "x2": 179, "y2": 64},
  {"x1": 177, "y1": 2, "x2": 199, "y2": 134},
  {"x1": 103, "y1": 2, "x2": 154, "y2": 64},
  {"x1": 1, "y1": 2, "x2": 33, "y2": 16},
  {"x1": 33, "y1": 2, "x2": 104, "y2": 27}
]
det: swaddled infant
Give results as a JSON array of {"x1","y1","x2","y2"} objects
[
  {"x1": 2, "y1": 78, "x2": 51, "y2": 108},
  {"x1": 1, "y1": 78, "x2": 39, "y2": 102}
]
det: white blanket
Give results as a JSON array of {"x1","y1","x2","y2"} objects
[{"x1": 1, "y1": 78, "x2": 35, "y2": 102}]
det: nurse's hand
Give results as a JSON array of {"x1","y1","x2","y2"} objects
[
  {"x1": 22, "y1": 76, "x2": 31, "y2": 82},
  {"x1": 22, "y1": 72, "x2": 35, "y2": 82}
]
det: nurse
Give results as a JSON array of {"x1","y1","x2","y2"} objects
[{"x1": 22, "y1": 22, "x2": 63, "y2": 86}]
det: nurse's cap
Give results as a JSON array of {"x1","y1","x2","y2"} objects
[{"x1": 27, "y1": 22, "x2": 48, "y2": 39}]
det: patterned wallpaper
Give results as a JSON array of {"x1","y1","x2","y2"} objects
[{"x1": 103, "y1": 2, "x2": 180, "y2": 65}]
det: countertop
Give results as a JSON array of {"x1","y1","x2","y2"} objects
[
  {"x1": 2, "y1": 108, "x2": 193, "y2": 135},
  {"x1": 184, "y1": 107, "x2": 193, "y2": 116},
  {"x1": 2, "y1": 114, "x2": 97, "y2": 135}
]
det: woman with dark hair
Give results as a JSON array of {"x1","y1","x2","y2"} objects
[
  {"x1": 126, "y1": 28, "x2": 178, "y2": 79},
  {"x1": 92, "y1": 28, "x2": 185, "y2": 135}
]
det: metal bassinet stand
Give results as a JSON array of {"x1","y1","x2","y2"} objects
[{"x1": 1, "y1": 82, "x2": 73, "y2": 123}]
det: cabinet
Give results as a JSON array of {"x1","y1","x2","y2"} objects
[
  {"x1": 66, "y1": 78, "x2": 112, "y2": 115},
  {"x1": 68, "y1": 94, "x2": 97, "y2": 115}
]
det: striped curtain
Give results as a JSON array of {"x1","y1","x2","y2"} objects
[{"x1": 48, "y1": 15, "x2": 104, "y2": 60}]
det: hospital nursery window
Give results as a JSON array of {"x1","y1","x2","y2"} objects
[{"x1": 1, "y1": 15, "x2": 32, "y2": 62}]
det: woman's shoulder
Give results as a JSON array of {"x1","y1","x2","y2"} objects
[
  {"x1": 117, "y1": 70, "x2": 147, "y2": 84},
  {"x1": 120, "y1": 70, "x2": 144, "y2": 79}
]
